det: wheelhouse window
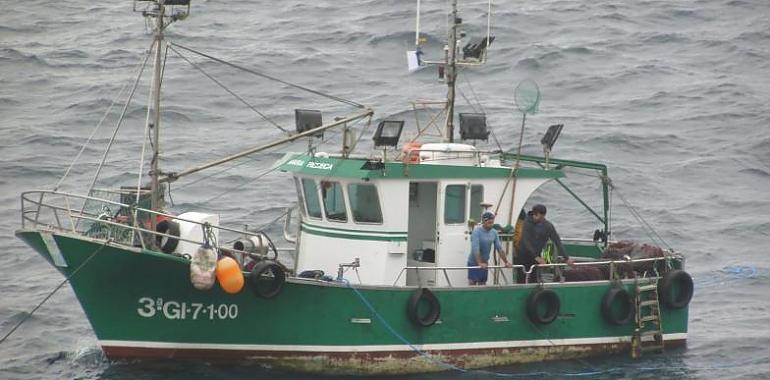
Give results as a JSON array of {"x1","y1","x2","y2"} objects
[
  {"x1": 294, "y1": 177, "x2": 307, "y2": 217},
  {"x1": 321, "y1": 181, "x2": 347, "y2": 222},
  {"x1": 301, "y1": 178, "x2": 322, "y2": 219},
  {"x1": 348, "y1": 183, "x2": 383, "y2": 224},
  {"x1": 444, "y1": 184, "x2": 466, "y2": 224}
]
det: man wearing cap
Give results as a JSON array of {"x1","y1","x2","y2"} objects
[
  {"x1": 517, "y1": 204, "x2": 573, "y2": 283},
  {"x1": 467, "y1": 211, "x2": 512, "y2": 285}
]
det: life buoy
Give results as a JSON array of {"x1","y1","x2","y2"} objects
[
  {"x1": 248, "y1": 260, "x2": 286, "y2": 299},
  {"x1": 660, "y1": 269, "x2": 694, "y2": 309},
  {"x1": 526, "y1": 288, "x2": 560, "y2": 325},
  {"x1": 155, "y1": 220, "x2": 180, "y2": 254},
  {"x1": 601, "y1": 287, "x2": 634, "y2": 325},
  {"x1": 406, "y1": 288, "x2": 440, "y2": 327}
]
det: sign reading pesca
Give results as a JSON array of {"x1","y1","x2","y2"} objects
[{"x1": 306, "y1": 161, "x2": 334, "y2": 170}]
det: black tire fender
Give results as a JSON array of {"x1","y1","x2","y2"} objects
[
  {"x1": 601, "y1": 287, "x2": 635, "y2": 325},
  {"x1": 249, "y1": 260, "x2": 286, "y2": 299},
  {"x1": 660, "y1": 269, "x2": 694, "y2": 309},
  {"x1": 155, "y1": 220, "x2": 180, "y2": 254},
  {"x1": 526, "y1": 288, "x2": 560, "y2": 325},
  {"x1": 407, "y1": 288, "x2": 441, "y2": 327}
]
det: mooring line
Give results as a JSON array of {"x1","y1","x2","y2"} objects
[
  {"x1": 342, "y1": 279, "x2": 764, "y2": 377},
  {"x1": 0, "y1": 239, "x2": 112, "y2": 345}
]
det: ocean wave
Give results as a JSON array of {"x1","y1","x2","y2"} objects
[
  {"x1": 738, "y1": 168, "x2": 770, "y2": 178},
  {"x1": 635, "y1": 32, "x2": 691, "y2": 45},
  {"x1": 0, "y1": 48, "x2": 48, "y2": 67}
]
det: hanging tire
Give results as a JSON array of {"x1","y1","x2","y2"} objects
[
  {"x1": 526, "y1": 288, "x2": 560, "y2": 325},
  {"x1": 407, "y1": 288, "x2": 441, "y2": 327},
  {"x1": 660, "y1": 269, "x2": 694, "y2": 309},
  {"x1": 601, "y1": 287, "x2": 635, "y2": 325},
  {"x1": 249, "y1": 260, "x2": 285, "y2": 299},
  {"x1": 155, "y1": 220, "x2": 180, "y2": 254}
]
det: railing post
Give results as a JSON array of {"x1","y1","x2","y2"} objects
[
  {"x1": 442, "y1": 268, "x2": 452, "y2": 287},
  {"x1": 33, "y1": 192, "x2": 45, "y2": 227}
]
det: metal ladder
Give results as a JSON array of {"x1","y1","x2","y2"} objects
[{"x1": 631, "y1": 279, "x2": 664, "y2": 358}]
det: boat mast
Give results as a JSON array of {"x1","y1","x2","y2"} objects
[
  {"x1": 444, "y1": 0, "x2": 459, "y2": 143},
  {"x1": 149, "y1": 3, "x2": 165, "y2": 223}
]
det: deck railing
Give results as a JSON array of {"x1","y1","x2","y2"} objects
[
  {"x1": 392, "y1": 255, "x2": 676, "y2": 287},
  {"x1": 20, "y1": 190, "x2": 288, "y2": 263}
]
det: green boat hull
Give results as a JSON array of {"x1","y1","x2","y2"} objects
[{"x1": 16, "y1": 230, "x2": 688, "y2": 375}]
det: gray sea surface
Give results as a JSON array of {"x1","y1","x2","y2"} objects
[{"x1": 1, "y1": 0, "x2": 769, "y2": 379}]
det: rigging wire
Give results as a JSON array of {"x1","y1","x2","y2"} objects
[
  {"x1": 169, "y1": 42, "x2": 366, "y2": 109},
  {"x1": 53, "y1": 56, "x2": 146, "y2": 192},
  {"x1": 85, "y1": 43, "x2": 153, "y2": 198},
  {"x1": 0, "y1": 239, "x2": 112, "y2": 345},
  {"x1": 610, "y1": 182, "x2": 672, "y2": 250},
  {"x1": 172, "y1": 116, "x2": 356, "y2": 193},
  {"x1": 457, "y1": 68, "x2": 504, "y2": 152},
  {"x1": 168, "y1": 45, "x2": 288, "y2": 133},
  {"x1": 194, "y1": 117, "x2": 368, "y2": 205}
]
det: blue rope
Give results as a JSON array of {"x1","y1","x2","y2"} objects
[
  {"x1": 341, "y1": 275, "x2": 767, "y2": 377},
  {"x1": 693, "y1": 265, "x2": 767, "y2": 289},
  {"x1": 342, "y1": 279, "x2": 607, "y2": 378},
  {"x1": 341, "y1": 279, "x2": 468, "y2": 373}
]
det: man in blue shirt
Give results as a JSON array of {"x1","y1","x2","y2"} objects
[{"x1": 467, "y1": 211, "x2": 511, "y2": 285}]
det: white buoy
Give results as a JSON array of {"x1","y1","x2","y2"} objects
[{"x1": 190, "y1": 244, "x2": 217, "y2": 290}]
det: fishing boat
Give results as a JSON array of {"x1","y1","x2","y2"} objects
[{"x1": 15, "y1": 0, "x2": 694, "y2": 375}]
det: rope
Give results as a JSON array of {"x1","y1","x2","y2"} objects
[
  {"x1": 610, "y1": 182, "x2": 672, "y2": 250},
  {"x1": 458, "y1": 68, "x2": 504, "y2": 152},
  {"x1": 53, "y1": 71, "x2": 133, "y2": 192},
  {"x1": 341, "y1": 279, "x2": 467, "y2": 373},
  {"x1": 168, "y1": 45, "x2": 288, "y2": 133},
  {"x1": 693, "y1": 265, "x2": 769, "y2": 289},
  {"x1": 342, "y1": 279, "x2": 765, "y2": 377},
  {"x1": 0, "y1": 239, "x2": 113, "y2": 345},
  {"x1": 193, "y1": 118, "x2": 361, "y2": 204},
  {"x1": 170, "y1": 42, "x2": 366, "y2": 109},
  {"x1": 84, "y1": 42, "x2": 153, "y2": 199}
]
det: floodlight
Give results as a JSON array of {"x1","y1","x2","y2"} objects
[
  {"x1": 372, "y1": 120, "x2": 404, "y2": 147},
  {"x1": 462, "y1": 36, "x2": 495, "y2": 60},
  {"x1": 541, "y1": 124, "x2": 564, "y2": 151},
  {"x1": 459, "y1": 113, "x2": 489, "y2": 141},
  {"x1": 295, "y1": 109, "x2": 323, "y2": 137}
]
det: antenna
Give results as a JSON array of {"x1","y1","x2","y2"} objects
[{"x1": 407, "y1": 0, "x2": 495, "y2": 71}]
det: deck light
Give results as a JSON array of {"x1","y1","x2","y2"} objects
[
  {"x1": 541, "y1": 124, "x2": 563, "y2": 168},
  {"x1": 541, "y1": 124, "x2": 563, "y2": 152},
  {"x1": 372, "y1": 120, "x2": 404, "y2": 147},
  {"x1": 295, "y1": 109, "x2": 324, "y2": 137},
  {"x1": 459, "y1": 113, "x2": 489, "y2": 141}
]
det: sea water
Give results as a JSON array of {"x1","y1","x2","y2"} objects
[{"x1": 1, "y1": 0, "x2": 769, "y2": 378}]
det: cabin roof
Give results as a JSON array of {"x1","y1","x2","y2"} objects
[{"x1": 275, "y1": 153, "x2": 565, "y2": 180}]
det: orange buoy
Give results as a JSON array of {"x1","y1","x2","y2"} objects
[
  {"x1": 402, "y1": 142, "x2": 422, "y2": 164},
  {"x1": 216, "y1": 256, "x2": 245, "y2": 294}
]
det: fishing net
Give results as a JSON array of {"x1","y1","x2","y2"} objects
[{"x1": 514, "y1": 79, "x2": 540, "y2": 114}]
